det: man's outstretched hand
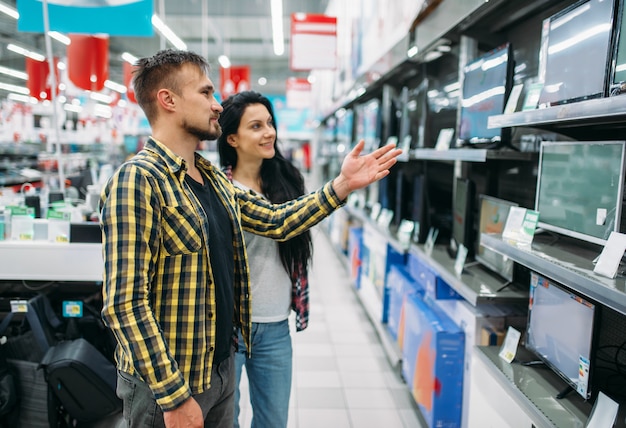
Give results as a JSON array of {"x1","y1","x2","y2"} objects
[{"x1": 332, "y1": 139, "x2": 403, "y2": 200}]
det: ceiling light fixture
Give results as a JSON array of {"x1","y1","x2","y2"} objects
[
  {"x1": 8, "y1": 94, "x2": 36, "y2": 104},
  {"x1": 218, "y1": 55, "x2": 231, "y2": 68},
  {"x1": 7, "y1": 43, "x2": 46, "y2": 61},
  {"x1": 48, "y1": 31, "x2": 71, "y2": 45},
  {"x1": 104, "y1": 80, "x2": 128, "y2": 93},
  {"x1": 0, "y1": 65, "x2": 27, "y2": 80},
  {"x1": 0, "y1": 81, "x2": 30, "y2": 95},
  {"x1": 271, "y1": 0, "x2": 285, "y2": 56},
  {"x1": 122, "y1": 52, "x2": 139, "y2": 65},
  {"x1": 0, "y1": 1, "x2": 18, "y2": 19},
  {"x1": 151, "y1": 15, "x2": 187, "y2": 50}
]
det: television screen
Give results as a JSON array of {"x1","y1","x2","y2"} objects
[
  {"x1": 411, "y1": 174, "x2": 427, "y2": 243},
  {"x1": 476, "y1": 195, "x2": 518, "y2": 282},
  {"x1": 355, "y1": 98, "x2": 382, "y2": 152},
  {"x1": 611, "y1": 0, "x2": 626, "y2": 94},
  {"x1": 535, "y1": 141, "x2": 626, "y2": 245},
  {"x1": 526, "y1": 272, "x2": 596, "y2": 399},
  {"x1": 335, "y1": 108, "x2": 354, "y2": 147},
  {"x1": 538, "y1": 0, "x2": 615, "y2": 106},
  {"x1": 458, "y1": 43, "x2": 512, "y2": 146},
  {"x1": 399, "y1": 80, "x2": 428, "y2": 149},
  {"x1": 451, "y1": 177, "x2": 475, "y2": 257}
]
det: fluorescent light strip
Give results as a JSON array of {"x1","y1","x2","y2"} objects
[
  {"x1": 90, "y1": 92, "x2": 113, "y2": 104},
  {"x1": 48, "y1": 31, "x2": 71, "y2": 45},
  {"x1": 7, "y1": 43, "x2": 46, "y2": 62},
  {"x1": 0, "y1": 65, "x2": 27, "y2": 80},
  {"x1": 151, "y1": 15, "x2": 187, "y2": 50},
  {"x1": 218, "y1": 55, "x2": 231, "y2": 68},
  {"x1": 122, "y1": 52, "x2": 139, "y2": 65},
  {"x1": 104, "y1": 80, "x2": 127, "y2": 93},
  {"x1": 64, "y1": 104, "x2": 83, "y2": 113},
  {"x1": 271, "y1": 0, "x2": 285, "y2": 56},
  {"x1": 0, "y1": 82, "x2": 30, "y2": 95},
  {"x1": 0, "y1": 1, "x2": 18, "y2": 19}
]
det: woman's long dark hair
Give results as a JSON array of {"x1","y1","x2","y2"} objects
[{"x1": 217, "y1": 91, "x2": 313, "y2": 276}]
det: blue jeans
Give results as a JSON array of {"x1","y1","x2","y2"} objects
[
  {"x1": 234, "y1": 319, "x2": 293, "y2": 428},
  {"x1": 116, "y1": 351, "x2": 235, "y2": 428}
]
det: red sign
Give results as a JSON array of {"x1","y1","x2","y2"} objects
[
  {"x1": 219, "y1": 66, "x2": 251, "y2": 100},
  {"x1": 286, "y1": 77, "x2": 312, "y2": 109},
  {"x1": 26, "y1": 57, "x2": 60, "y2": 101},
  {"x1": 123, "y1": 62, "x2": 138, "y2": 103},
  {"x1": 67, "y1": 34, "x2": 109, "y2": 91},
  {"x1": 290, "y1": 14, "x2": 337, "y2": 71}
]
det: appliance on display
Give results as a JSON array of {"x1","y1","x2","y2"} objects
[
  {"x1": 399, "y1": 80, "x2": 428, "y2": 149},
  {"x1": 458, "y1": 43, "x2": 513, "y2": 148},
  {"x1": 449, "y1": 177, "x2": 475, "y2": 258},
  {"x1": 525, "y1": 272, "x2": 597, "y2": 399},
  {"x1": 476, "y1": 195, "x2": 518, "y2": 282},
  {"x1": 411, "y1": 174, "x2": 427, "y2": 243},
  {"x1": 535, "y1": 141, "x2": 626, "y2": 246},
  {"x1": 610, "y1": 0, "x2": 626, "y2": 95},
  {"x1": 355, "y1": 98, "x2": 382, "y2": 152},
  {"x1": 335, "y1": 108, "x2": 354, "y2": 147},
  {"x1": 538, "y1": 0, "x2": 616, "y2": 105}
]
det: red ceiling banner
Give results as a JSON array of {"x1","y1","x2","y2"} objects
[
  {"x1": 290, "y1": 14, "x2": 337, "y2": 71},
  {"x1": 286, "y1": 77, "x2": 312, "y2": 109},
  {"x1": 26, "y1": 57, "x2": 59, "y2": 101},
  {"x1": 67, "y1": 34, "x2": 109, "y2": 92},
  {"x1": 123, "y1": 62, "x2": 138, "y2": 104},
  {"x1": 220, "y1": 66, "x2": 251, "y2": 100}
]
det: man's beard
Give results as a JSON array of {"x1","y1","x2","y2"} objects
[{"x1": 184, "y1": 120, "x2": 222, "y2": 141}]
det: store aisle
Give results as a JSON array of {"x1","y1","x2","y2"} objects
[{"x1": 236, "y1": 225, "x2": 425, "y2": 428}]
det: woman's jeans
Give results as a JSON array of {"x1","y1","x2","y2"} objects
[{"x1": 234, "y1": 319, "x2": 293, "y2": 428}]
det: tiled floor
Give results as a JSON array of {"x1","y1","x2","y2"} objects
[{"x1": 236, "y1": 225, "x2": 426, "y2": 428}]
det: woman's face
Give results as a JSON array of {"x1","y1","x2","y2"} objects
[{"x1": 228, "y1": 103, "x2": 276, "y2": 162}]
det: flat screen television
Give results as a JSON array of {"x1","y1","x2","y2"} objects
[
  {"x1": 476, "y1": 195, "x2": 518, "y2": 282},
  {"x1": 355, "y1": 98, "x2": 382, "y2": 152},
  {"x1": 450, "y1": 177, "x2": 475, "y2": 258},
  {"x1": 458, "y1": 43, "x2": 513, "y2": 147},
  {"x1": 411, "y1": 174, "x2": 427, "y2": 243},
  {"x1": 335, "y1": 108, "x2": 354, "y2": 147},
  {"x1": 526, "y1": 272, "x2": 597, "y2": 399},
  {"x1": 610, "y1": 0, "x2": 626, "y2": 95},
  {"x1": 538, "y1": 0, "x2": 615, "y2": 106},
  {"x1": 535, "y1": 141, "x2": 626, "y2": 245},
  {"x1": 399, "y1": 80, "x2": 428, "y2": 150}
]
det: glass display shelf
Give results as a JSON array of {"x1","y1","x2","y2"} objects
[{"x1": 481, "y1": 233, "x2": 626, "y2": 316}]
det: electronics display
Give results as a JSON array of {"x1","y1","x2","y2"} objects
[
  {"x1": 611, "y1": 0, "x2": 626, "y2": 94},
  {"x1": 355, "y1": 98, "x2": 382, "y2": 152},
  {"x1": 535, "y1": 141, "x2": 626, "y2": 245},
  {"x1": 335, "y1": 108, "x2": 354, "y2": 147},
  {"x1": 450, "y1": 177, "x2": 475, "y2": 257},
  {"x1": 526, "y1": 272, "x2": 597, "y2": 399},
  {"x1": 476, "y1": 195, "x2": 518, "y2": 282},
  {"x1": 458, "y1": 44, "x2": 513, "y2": 146},
  {"x1": 411, "y1": 174, "x2": 427, "y2": 243},
  {"x1": 538, "y1": 0, "x2": 615, "y2": 105}
]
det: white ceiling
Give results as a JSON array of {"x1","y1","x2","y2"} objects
[{"x1": 0, "y1": 0, "x2": 331, "y2": 96}]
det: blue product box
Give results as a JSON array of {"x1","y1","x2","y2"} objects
[
  {"x1": 380, "y1": 245, "x2": 407, "y2": 323},
  {"x1": 386, "y1": 264, "x2": 423, "y2": 348},
  {"x1": 347, "y1": 227, "x2": 363, "y2": 289},
  {"x1": 401, "y1": 294, "x2": 465, "y2": 428},
  {"x1": 407, "y1": 253, "x2": 461, "y2": 300}
]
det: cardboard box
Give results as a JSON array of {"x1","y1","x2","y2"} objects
[
  {"x1": 402, "y1": 294, "x2": 464, "y2": 428},
  {"x1": 407, "y1": 253, "x2": 461, "y2": 300},
  {"x1": 386, "y1": 264, "x2": 423, "y2": 349},
  {"x1": 347, "y1": 226, "x2": 364, "y2": 289}
]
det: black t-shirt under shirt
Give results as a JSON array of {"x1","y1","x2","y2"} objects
[{"x1": 185, "y1": 173, "x2": 234, "y2": 365}]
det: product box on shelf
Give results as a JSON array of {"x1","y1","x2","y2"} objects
[
  {"x1": 402, "y1": 294, "x2": 465, "y2": 428},
  {"x1": 407, "y1": 252, "x2": 461, "y2": 300},
  {"x1": 347, "y1": 226, "x2": 363, "y2": 289},
  {"x1": 328, "y1": 209, "x2": 351, "y2": 254},
  {"x1": 386, "y1": 264, "x2": 423, "y2": 349},
  {"x1": 360, "y1": 223, "x2": 407, "y2": 323}
]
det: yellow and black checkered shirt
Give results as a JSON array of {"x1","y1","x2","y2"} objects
[{"x1": 100, "y1": 138, "x2": 343, "y2": 411}]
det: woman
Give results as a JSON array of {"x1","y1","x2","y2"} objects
[{"x1": 217, "y1": 91, "x2": 312, "y2": 428}]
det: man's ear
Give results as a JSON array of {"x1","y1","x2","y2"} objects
[
  {"x1": 156, "y1": 89, "x2": 176, "y2": 112},
  {"x1": 227, "y1": 134, "x2": 238, "y2": 148}
]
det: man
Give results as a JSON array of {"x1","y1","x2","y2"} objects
[{"x1": 100, "y1": 49, "x2": 401, "y2": 428}]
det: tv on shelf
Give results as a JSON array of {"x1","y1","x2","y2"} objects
[
  {"x1": 538, "y1": 0, "x2": 616, "y2": 106},
  {"x1": 535, "y1": 141, "x2": 626, "y2": 246},
  {"x1": 476, "y1": 195, "x2": 518, "y2": 282},
  {"x1": 457, "y1": 43, "x2": 513, "y2": 148},
  {"x1": 450, "y1": 177, "x2": 475, "y2": 258},
  {"x1": 525, "y1": 272, "x2": 597, "y2": 400}
]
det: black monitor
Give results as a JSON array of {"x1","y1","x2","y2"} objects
[
  {"x1": 450, "y1": 177, "x2": 475, "y2": 258},
  {"x1": 476, "y1": 195, "x2": 518, "y2": 282},
  {"x1": 525, "y1": 272, "x2": 597, "y2": 399},
  {"x1": 399, "y1": 80, "x2": 428, "y2": 149},
  {"x1": 611, "y1": 0, "x2": 626, "y2": 95},
  {"x1": 411, "y1": 174, "x2": 427, "y2": 243},
  {"x1": 539, "y1": 0, "x2": 616, "y2": 106},
  {"x1": 458, "y1": 43, "x2": 513, "y2": 148},
  {"x1": 535, "y1": 141, "x2": 626, "y2": 246}
]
